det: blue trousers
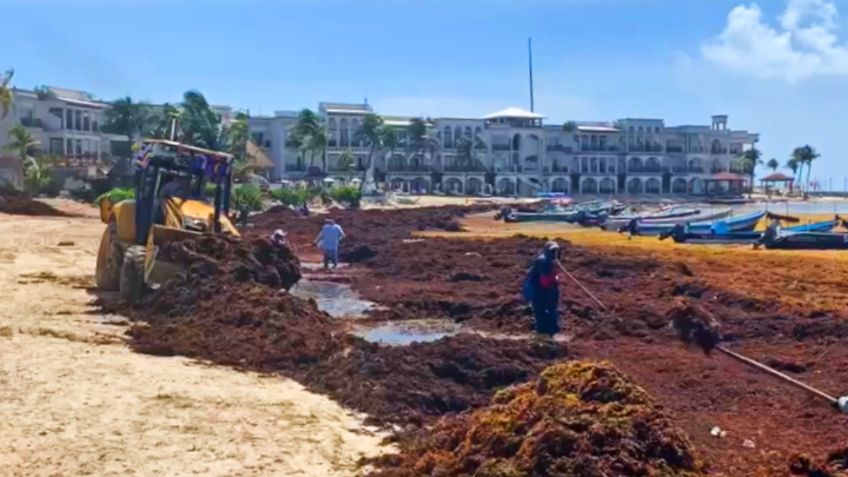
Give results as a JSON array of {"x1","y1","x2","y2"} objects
[
  {"x1": 533, "y1": 293, "x2": 560, "y2": 335},
  {"x1": 323, "y1": 247, "x2": 339, "y2": 268}
]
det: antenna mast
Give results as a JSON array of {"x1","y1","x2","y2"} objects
[{"x1": 528, "y1": 37, "x2": 535, "y2": 113}]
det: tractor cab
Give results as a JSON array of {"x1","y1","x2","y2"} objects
[{"x1": 96, "y1": 139, "x2": 239, "y2": 303}]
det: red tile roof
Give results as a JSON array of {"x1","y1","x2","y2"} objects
[{"x1": 760, "y1": 172, "x2": 794, "y2": 182}]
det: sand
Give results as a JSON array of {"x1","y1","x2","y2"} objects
[{"x1": 0, "y1": 204, "x2": 390, "y2": 477}]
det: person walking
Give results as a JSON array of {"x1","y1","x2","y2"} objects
[
  {"x1": 314, "y1": 218, "x2": 345, "y2": 269},
  {"x1": 523, "y1": 241, "x2": 561, "y2": 336}
]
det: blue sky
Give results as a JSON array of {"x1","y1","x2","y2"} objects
[{"x1": 5, "y1": 0, "x2": 848, "y2": 185}]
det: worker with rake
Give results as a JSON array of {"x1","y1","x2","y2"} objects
[{"x1": 523, "y1": 241, "x2": 562, "y2": 336}]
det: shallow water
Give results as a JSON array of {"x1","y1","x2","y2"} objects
[
  {"x1": 351, "y1": 319, "x2": 462, "y2": 346},
  {"x1": 289, "y1": 279, "x2": 376, "y2": 318}
]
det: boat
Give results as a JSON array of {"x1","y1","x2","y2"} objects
[
  {"x1": 603, "y1": 206, "x2": 701, "y2": 230},
  {"x1": 761, "y1": 231, "x2": 848, "y2": 250},
  {"x1": 661, "y1": 218, "x2": 840, "y2": 244},
  {"x1": 503, "y1": 200, "x2": 617, "y2": 223},
  {"x1": 703, "y1": 209, "x2": 767, "y2": 234},
  {"x1": 621, "y1": 208, "x2": 734, "y2": 235}
]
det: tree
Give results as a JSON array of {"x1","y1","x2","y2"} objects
[
  {"x1": 23, "y1": 155, "x2": 56, "y2": 194},
  {"x1": 562, "y1": 121, "x2": 577, "y2": 132},
  {"x1": 286, "y1": 109, "x2": 323, "y2": 172},
  {"x1": 337, "y1": 149, "x2": 354, "y2": 172},
  {"x1": 734, "y1": 147, "x2": 762, "y2": 198},
  {"x1": 5, "y1": 124, "x2": 40, "y2": 169},
  {"x1": 285, "y1": 133, "x2": 307, "y2": 171},
  {"x1": 0, "y1": 69, "x2": 13, "y2": 120},
  {"x1": 102, "y1": 97, "x2": 154, "y2": 147},
  {"x1": 766, "y1": 158, "x2": 779, "y2": 172},
  {"x1": 456, "y1": 136, "x2": 476, "y2": 196},
  {"x1": 179, "y1": 90, "x2": 226, "y2": 149},
  {"x1": 356, "y1": 113, "x2": 384, "y2": 193},
  {"x1": 308, "y1": 128, "x2": 328, "y2": 170},
  {"x1": 791, "y1": 145, "x2": 820, "y2": 191}
]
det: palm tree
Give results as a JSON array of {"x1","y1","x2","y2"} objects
[
  {"x1": 337, "y1": 149, "x2": 354, "y2": 172},
  {"x1": 285, "y1": 133, "x2": 307, "y2": 171},
  {"x1": 0, "y1": 69, "x2": 13, "y2": 120},
  {"x1": 735, "y1": 147, "x2": 762, "y2": 197},
  {"x1": 456, "y1": 136, "x2": 476, "y2": 195},
  {"x1": 562, "y1": 121, "x2": 577, "y2": 132},
  {"x1": 791, "y1": 145, "x2": 820, "y2": 191},
  {"x1": 179, "y1": 90, "x2": 226, "y2": 149},
  {"x1": 766, "y1": 158, "x2": 779, "y2": 172},
  {"x1": 103, "y1": 96, "x2": 154, "y2": 146},
  {"x1": 356, "y1": 113, "x2": 384, "y2": 192},
  {"x1": 227, "y1": 111, "x2": 250, "y2": 162},
  {"x1": 5, "y1": 124, "x2": 40, "y2": 169},
  {"x1": 308, "y1": 128, "x2": 328, "y2": 171}
]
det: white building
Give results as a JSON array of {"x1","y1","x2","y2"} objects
[
  {"x1": 0, "y1": 87, "x2": 128, "y2": 177},
  {"x1": 250, "y1": 102, "x2": 759, "y2": 196}
]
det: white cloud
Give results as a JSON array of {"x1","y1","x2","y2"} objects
[{"x1": 702, "y1": 0, "x2": 848, "y2": 82}]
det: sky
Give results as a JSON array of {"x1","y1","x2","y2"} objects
[{"x1": 4, "y1": 0, "x2": 848, "y2": 185}]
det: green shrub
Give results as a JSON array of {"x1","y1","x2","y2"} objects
[
  {"x1": 330, "y1": 185, "x2": 361, "y2": 207},
  {"x1": 96, "y1": 187, "x2": 135, "y2": 204},
  {"x1": 231, "y1": 184, "x2": 264, "y2": 213},
  {"x1": 270, "y1": 186, "x2": 308, "y2": 206}
]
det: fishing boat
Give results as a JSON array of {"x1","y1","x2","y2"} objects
[
  {"x1": 622, "y1": 208, "x2": 734, "y2": 235},
  {"x1": 503, "y1": 201, "x2": 617, "y2": 223},
  {"x1": 761, "y1": 231, "x2": 848, "y2": 250},
  {"x1": 661, "y1": 218, "x2": 839, "y2": 244},
  {"x1": 603, "y1": 206, "x2": 700, "y2": 230}
]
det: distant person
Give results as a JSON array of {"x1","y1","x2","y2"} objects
[
  {"x1": 314, "y1": 218, "x2": 345, "y2": 269},
  {"x1": 270, "y1": 229, "x2": 295, "y2": 250},
  {"x1": 523, "y1": 241, "x2": 561, "y2": 336}
]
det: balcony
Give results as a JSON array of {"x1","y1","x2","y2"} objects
[
  {"x1": 546, "y1": 144, "x2": 574, "y2": 153},
  {"x1": 21, "y1": 117, "x2": 44, "y2": 128},
  {"x1": 666, "y1": 146, "x2": 684, "y2": 153},
  {"x1": 443, "y1": 164, "x2": 487, "y2": 173},
  {"x1": 491, "y1": 144, "x2": 510, "y2": 151},
  {"x1": 580, "y1": 145, "x2": 620, "y2": 152},
  {"x1": 551, "y1": 165, "x2": 569, "y2": 173},
  {"x1": 627, "y1": 166, "x2": 663, "y2": 174},
  {"x1": 387, "y1": 165, "x2": 432, "y2": 173},
  {"x1": 710, "y1": 148, "x2": 729, "y2": 155},
  {"x1": 688, "y1": 167, "x2": 704, "y2": 173},
  {"x1": 627, "y1": 145, "x2": 663, "y2": 153}
]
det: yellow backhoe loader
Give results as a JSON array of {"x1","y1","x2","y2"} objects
[{"x1": 95, "y1": 139, "x2": 239, "y2": 303}]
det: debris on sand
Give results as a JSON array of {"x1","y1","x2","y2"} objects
[
  {"x1": 369, "y1": 361, "x2": 705, "y2": 477},
  {"x1": 0, "y1": 188, "x2": 67, "y2": 217},
  {"x1": 789, "y1": 447, "x2": 848, "y2": 476},
  {"x1": 667, "y1": 296, "x2": 722, "y2": 354}
]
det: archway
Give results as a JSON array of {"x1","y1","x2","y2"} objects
[
  {"x1": 672, "y1": 178, "x2": 687, "y2": 193},
  {"x1": 628, "y1": 157, "x2": 642, "y2": 171},
  {"x1": 646, "y1": 157, "x2": 660, "y2": 171},
  {"x1": 688, "y1": 157, "x2": 702, "y2": 172},
  {"x1": 390, "y1": 177, "x2": 407, "y2": 192},
  {"x1": 497, "y1": 178, "x2": 516, "y2": 195},
  {"x1": 410, "y1": 177, "x2": 429, "y2": 194},
  {"x1": 581, "y1": 178, "x2": 598, "y2": 194},
  {"x1": 645, "y1": 178, "x2": 661, "y2": 194},
  {"x1": 627, "y1": 177, "x2": 643, "y2": 194},
  {"x1": 599, "y1": 178, "x2": 616, "y2": 194},
  {"x1": 512, "y1": 134, "x2": 521, "y2": 150},
  {"x1": 689, "y1": 178, "x2": 705, "y2": 194},
  {"x1": 551, "y1": 177, "x2": 569, "y2": 193},
  {"x1": 466, "y1": 177, "x2": 484, "y2": 195},
  {"x1": 445, "y1": 177, "x2": 463, "y2": 194}
]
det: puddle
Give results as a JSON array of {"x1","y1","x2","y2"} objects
[
  {"x1": 351, "y1": 319, "x2": 462, "y2": 346},
  {"x1": 289, "y1": 279, "x2": 376, "y2": 318}
]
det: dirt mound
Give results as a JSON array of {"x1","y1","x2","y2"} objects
[
  {"x1": 304, "y1": 335, "x2": 567, "y2": 426},
  {"x1": 0, "y1": 188, "x2": 67, "y2": 217},
  {"x1": 667, "y1": 297, "x2": 723, "y2": 354},
  {"x1": 370, "y1": 361, "x2": 704, "y2": 476}
]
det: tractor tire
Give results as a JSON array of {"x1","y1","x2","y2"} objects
[
  {"x1": 95, "y1": 224, "x2": 123, "y2": 291},
  {"x1": 119, "y1": 245, "x2": 146, "y2": 304}
]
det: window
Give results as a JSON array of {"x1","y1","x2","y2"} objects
[
  {"x1": 83, "y1": 113, "x2": 90, "y2": 131},
  {"x1": 464, "y1": 126, "x2": 472, "y2": 138},
  {"x1": 66, "y1": 110, "x2": 72, "y2": 130},
  {"x1": 74, "y1": 111, "x2": 82, "y2": 131},
  {"x1": 50, "y1": 138, "x2": 64, "y2": 154},
  {"x1": 443, "y1": 126, "x2": 453, "y2": 148},
  {"x1": 82, "y1": 139, "x2": 91, "y2": 154},
  {"x1": 75, "y1": 139, "x2": 82, "y2": 155},
  {"x1": 93, "y1": 119, "x2": 98, "y2": 131},
  {"x1": 66, "y1": 139, "x2": 73, "y2": 154}
]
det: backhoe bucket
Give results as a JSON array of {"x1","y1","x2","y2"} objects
[{"x1": 144, "y1": 224, "x2": 201, "y2": 285}]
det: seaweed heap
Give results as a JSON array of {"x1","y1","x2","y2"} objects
[
  {"x1": 667, "y1": 296, "x2": 723, "y2": 354},
  {"x1": 370, "y1": 361, "x2": 705, "y2": 477},
  {"x1": 789, "y1": 448, "x2": 848, "y2": 476},
  {"x1": 127, "y1": 234, "x2": 341, "y2": 372},
  {"x1": 0, "y1": 187, "x2": 67, "y2": 216}
]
